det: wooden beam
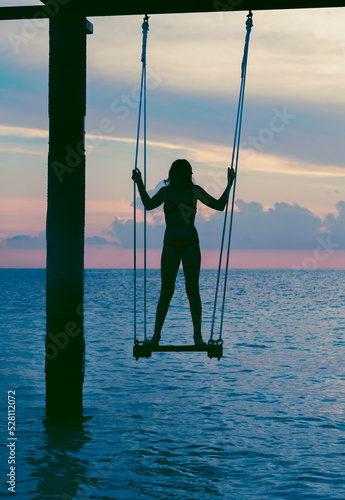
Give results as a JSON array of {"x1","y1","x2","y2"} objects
[
  {"x1": 0, "y1": 6, "x2": 48, "y2": 20},
  {"x1": 0, "y1": 0, "x2": 345, "y2": 21},
  {"x1": 83, "y1": 0, "x2": 345, "y2": 15},
  {"x1": 0, "y1": 6, "x2": 93, "y2": 35}
]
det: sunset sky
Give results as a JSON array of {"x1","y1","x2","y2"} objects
[{"x1": 1, "y1": 1, "x2": 345, "y2": 268}]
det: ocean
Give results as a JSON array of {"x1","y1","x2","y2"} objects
[{"x1": 1, "y1": 268, "x2": 345, "y2": 499}]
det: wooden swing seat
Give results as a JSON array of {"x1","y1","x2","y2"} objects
[{"x1": 133, "y1": 342, "x2": 223, "y2": 360}]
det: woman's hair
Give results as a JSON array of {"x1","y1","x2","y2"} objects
[{"x1": 165, "y1": 159, "x2": 194, "y2": 188}]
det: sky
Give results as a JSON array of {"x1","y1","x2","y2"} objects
[{"x1": 1, "y1": 1, "x2": 345, "y2": 268}]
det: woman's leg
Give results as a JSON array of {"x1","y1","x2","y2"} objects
[
  {"x1": 151, "y1": 244, "x2": 181, "y2": 343},
  {"x1": 181, "y1": 244, "x2": 203, "y2": 343}
]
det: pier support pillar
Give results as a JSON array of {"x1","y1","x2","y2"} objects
[{"x1": 45, "y1": 6, "x2": 90, "y2": 420}]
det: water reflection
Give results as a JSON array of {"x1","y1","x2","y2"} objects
[{"x1": 27, "y1": 413, "x2": 92, "y2": 500}]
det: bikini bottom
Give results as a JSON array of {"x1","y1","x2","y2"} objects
[{"x1": 163, "y1": 238, "x2": 199, "y2": 258}]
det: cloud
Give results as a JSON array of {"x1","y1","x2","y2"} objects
[
  {"x1": 323, "y1": 201, "x2": 345, "y2": 248},
  {"x1": 85, "y1": 77, "x2": 345, "y2": 172},
  {"x1": 106, "y1": 200, "x2": 345, "y2": 250},
  {"x1": 3, "y1": 201, "x2": 345, "y2": 252},
  {"x1": 2, "y1": 118, "x2": 345, "y2": 177},
  {"x1": 0, "y1": 143, "x2": 46, "y2": 155},
  {"x1": 4, "y1": 230, "x2": 46, "y2": 249},
  {"x1": 107, "y1": 215, "x2": 166, "y2": 249},
  {"x1": 0, "y1": 125, "x2": 48, "y2": 139},
  {"x1": 1, "y1": 232, "x2": 119, "y2": 249},
  {"x1": 85, "y1": 11, "x2": 345, "y2": 105},
  {"x1": 131, "y1": 180, "x2": 166, "y2": 212},
  {"x1": 232, "y1": 200, "x2": 322, "y2": 250},
  {"x1": 85, "y1": 236, "x2": 118, "y2": 246}
]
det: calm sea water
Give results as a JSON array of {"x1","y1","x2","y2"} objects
[{"x1": 1, "y1": 268, "x2": 345, "y2": 500}]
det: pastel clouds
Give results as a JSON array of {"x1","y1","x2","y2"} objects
[
  {"x1": 108, "y1": 199, "x2": 345, "y2": 250},
  {"x1": 1, "y1": 8, "x2": 345, "y2": 268},
  {"x1": 86, "y1": 10, "x2": 345, "y2": 104},
  {"x1": 2, "y1": 123, "x2": 344, "y2": 178},
  {"x1": 3, "y1": 199, "x2": 344, "y2": 252}
]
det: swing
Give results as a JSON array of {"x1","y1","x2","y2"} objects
[{"x1": 133, "y1": 12, "x2": 253, "y2": 361}]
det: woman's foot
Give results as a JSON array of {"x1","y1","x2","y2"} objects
[
  {"x1": 194, "y1": 336, "x2": 206, "y2": 346},
  {"x1": 144, "y1": 335, "x2": 160, "y2": 346}
]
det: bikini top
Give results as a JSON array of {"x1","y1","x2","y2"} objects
[{"x1": 163, "y1": 188, "x2": 197, "y2": 215}]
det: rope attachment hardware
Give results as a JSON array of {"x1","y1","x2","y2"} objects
[{"x1": 246, "y1": 11, "x2": 253, "y2": 37}]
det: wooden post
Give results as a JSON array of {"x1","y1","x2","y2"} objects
[{"x1": 45, "y1": 6, "x2": 89, "y2": 420}]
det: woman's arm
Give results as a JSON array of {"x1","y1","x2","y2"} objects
[
  {"x1": 132, "y1": 168, "x2": 165, "y2": 211},
  {"x1": 194, "y1": 167, "x2": 236, "y2": 211}
]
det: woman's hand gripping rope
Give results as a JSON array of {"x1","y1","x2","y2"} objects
[{"x1": 132, "y1": 168, "x2": 142, "y2": 184}]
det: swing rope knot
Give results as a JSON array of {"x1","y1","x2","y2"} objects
[
  {"x1": 246, "y1": 10, "x2": 253, "y2": 26},
  {"x1": 241, "y1": 12, "x2": 253, "y2": 78}
]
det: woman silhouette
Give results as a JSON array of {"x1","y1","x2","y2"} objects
[{"x1": 132, "y1": 159, "x2": 235, "y2": 346}]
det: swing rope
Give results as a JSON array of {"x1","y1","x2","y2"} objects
[
  {"x1": 133, "y1": 15, "x2": 149, "y2": 345},
  {"x1": 210, "y1": 11, "x2": 253, "y2": 345},
  {"x1": 133, "y1": 13, "x2": 252, "y2": 349}
]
